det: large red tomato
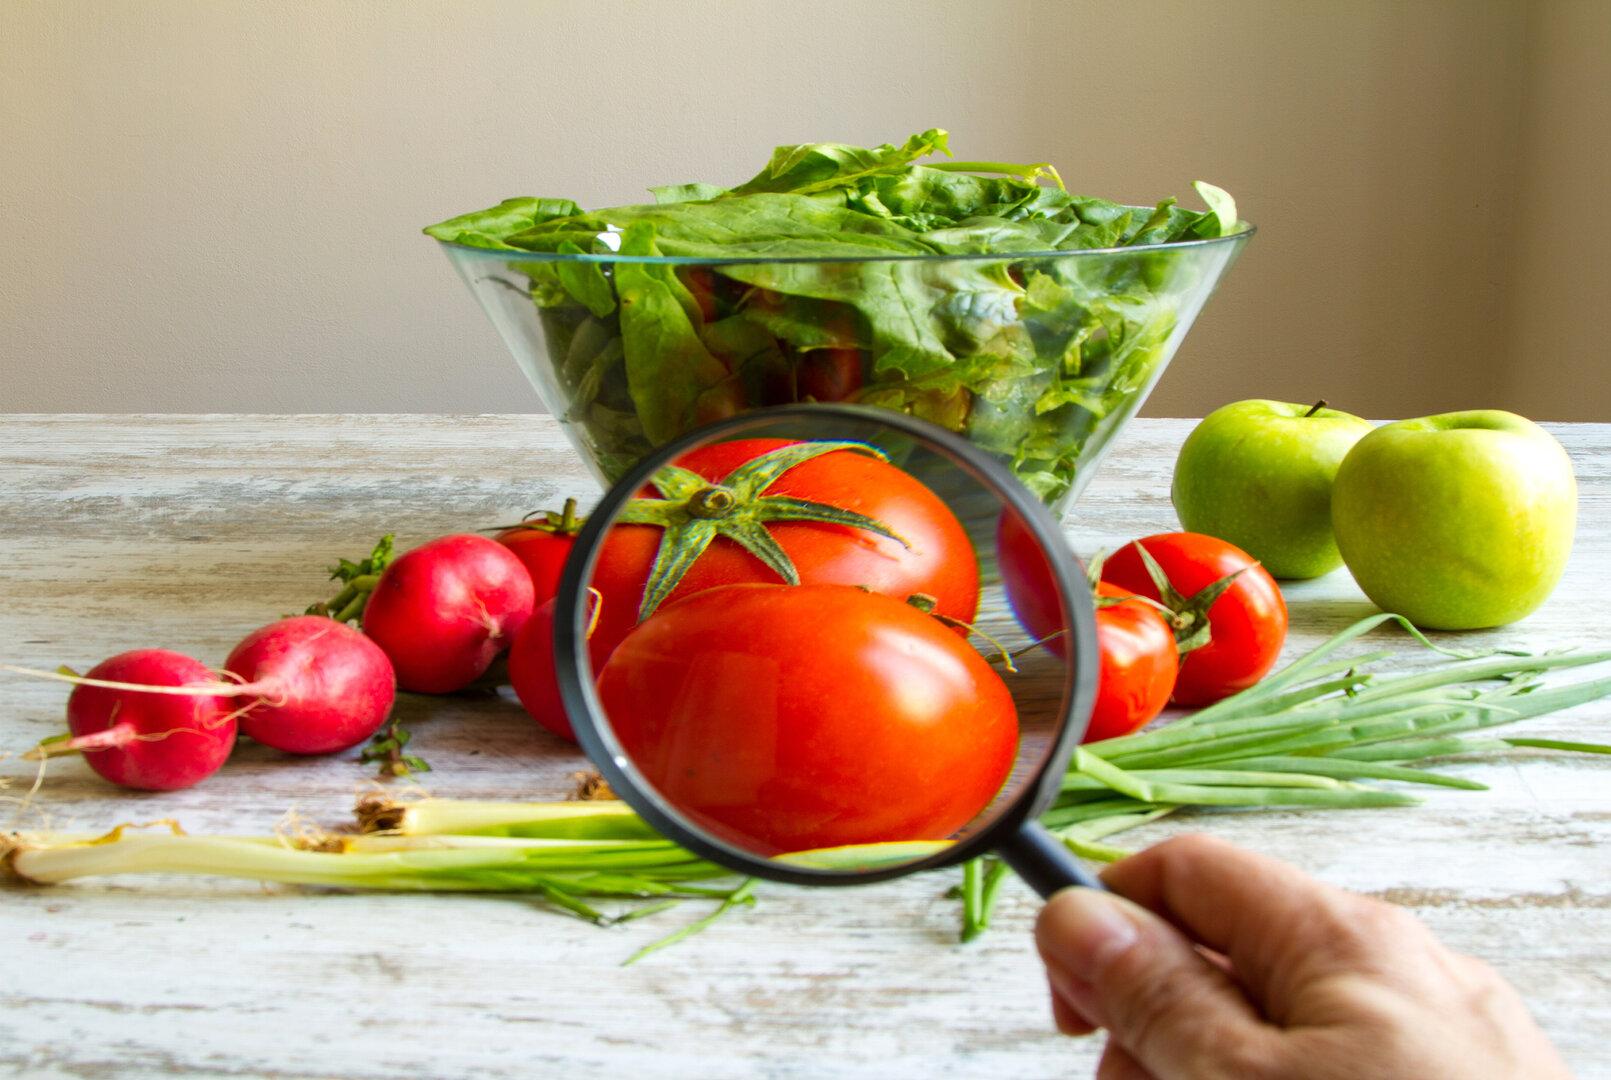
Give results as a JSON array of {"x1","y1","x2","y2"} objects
[
  {"x1": 1101, "y1": 532, "x2": 1287, "y2": 706},
  {"x1": 585, "y1": 438, "x2": 980, "y2": 664},
  {"x1": 596, "y1": 584, "x2": 1017, "y2": 855}
]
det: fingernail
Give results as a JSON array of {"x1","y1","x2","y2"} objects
[{"x1": 1038, "y1": 888, "x2": 1140, "y2": 980}]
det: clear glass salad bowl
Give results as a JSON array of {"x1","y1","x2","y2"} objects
[{"x1": 438, "y1": 227, "x2": 1251, "y2": 513}]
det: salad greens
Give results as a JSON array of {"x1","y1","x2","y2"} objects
[{"x1": 427, "y1": 130, "x2": 1246, "y2": 504}]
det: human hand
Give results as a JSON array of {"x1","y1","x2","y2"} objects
[{"x1": 1035, "y1": 834, "x2": 1570, "y2": 1079}]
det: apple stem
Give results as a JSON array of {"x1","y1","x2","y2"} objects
[{"x1": 1304, "y1": 400, "x2": 1328, "y2": 418}]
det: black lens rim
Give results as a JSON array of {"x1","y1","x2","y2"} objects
[{"x1": 552, "y1": 403, "x2": 1100, "y2": 887}]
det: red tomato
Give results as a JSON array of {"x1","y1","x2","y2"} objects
[
  {"x1": 1088, "y1": 582, "x2": 1179, "y2": 741},
  {"x1": 597, "y1": 584, "x2": 1018, "y2": 855},
  {"x1": 1101, "y1": 533, "x2": 1287, "y2": 706},
  {"x1": 997, "y1": 512, "x2": 1178, "y2": 741},
  {"x1": 691, "y1": 380, "x2": 747, "y2": 426},
  {"x1": 680, "y1": 267, "x2": 721, "y2": 323},
  {"x1": 496, "y1": 525, "x2": 577, "y2": 605},
  {"x1": 997, "y1": 508, "x2": 1070, "y2": 656},
  {"x1": 797, "y1": 347, "x2": 864, "y2": 403},
  {"x1": 587, "y1": 438, "x2": 980, "y2": 664},
  {"x1": 507, "y1": 594, "x2": 605, "y2": 743}
]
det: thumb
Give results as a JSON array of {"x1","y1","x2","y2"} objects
[{"x1": 1036, "y1": 887, "x2": 1278, "y2": 1078}]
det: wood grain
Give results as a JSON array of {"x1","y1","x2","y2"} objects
[{"x1": 2, "y1": 416, "x2": 1607, "y2": 1079}]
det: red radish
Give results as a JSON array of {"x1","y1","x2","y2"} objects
[
  {"x1": 52, "y1": 649, "x2": 237, "y2": 791},
  {"x1": 362, "y1": 533, "x2": 536, "y2": 693},
  {"x1": 224, "y1": 616, "x2": 396, "y2": 754},
  {"x1": 507, "y1": 593, "x2": 605, "y2": 743}
]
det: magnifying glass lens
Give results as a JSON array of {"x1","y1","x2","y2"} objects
[{"x1": 555, "y1": 407, "x2": 1096, "y2": 885}]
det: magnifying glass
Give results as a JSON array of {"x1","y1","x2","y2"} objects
[{"x1": 553, "y1": 405, "x2": 1103, "y2": 897}]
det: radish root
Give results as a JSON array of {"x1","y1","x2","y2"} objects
[
  {"x1": 26, "y1": 715, "x2": 242, "y2": 760},
  {"x1": 0, "y1": 663, "x2": 286, "y2": 707}
]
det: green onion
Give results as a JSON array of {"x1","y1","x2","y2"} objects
[
  {"x1": 4, "y1": 829, "x2": 729, "y2": 893},
  {"x1": 1, "y1": 806, "x2": 748, "y2": 963},
  {"x1": 355, "y1": 796, "x2": 659, "y2": 839},
  {"x1": 1505, "y1": 737, "x2": 1611, "y2": 755},
  {"x1": 961, "y1": 614, "x2": 1611, "y2": 939},
  {"x1": 623, "y1": 879, "x2": 758, "y2": 965},
  {"x1": 959, "y1": 857, "x2": 985, "y2": 941},
  {"x1": 1205, "y1": 756, "x2": 1488, "y2": 790},
  {"x1": 1060, "y1": 767, "x2": 1347, "y2": 792}
]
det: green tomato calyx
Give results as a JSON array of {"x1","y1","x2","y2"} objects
[
  {"x1": 487, "y1": 497, "x2": 586, "y2": 536},
  {"x1": 615, "y1": 440, "x2": 910, "y2": 621},
  {"x1": 1130, "y1": 541, "x2": 1251, "y2": 655},
  {"x1": 686, "y1": 487, "x2": 738, "y2": 519}
]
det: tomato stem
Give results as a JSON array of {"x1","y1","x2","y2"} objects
[
  {"x1": 906, "y1": 594, "x2": 1019, "y2": 672},
  {"x1": 486, "y1": 497, "x2": 588, "y2": 535},
  {"x1": 686, "y1": 487, "x2": 737, "y2": 519}
]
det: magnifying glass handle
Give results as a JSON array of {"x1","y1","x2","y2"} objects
[{"x1": 998, "y1": 820, "x2": 1108, "y2": 898}]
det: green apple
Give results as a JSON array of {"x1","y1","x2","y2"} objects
[
  {"x1": 1172, "y1": 399, "x2": 1374, "y2": 579},
  {"x1": 1331, "y1": 410, "x2": 1576, "y2": 629}
]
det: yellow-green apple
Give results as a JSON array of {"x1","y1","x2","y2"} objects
[
  {"x1": 1172, "y1": 400, "x2": 1373, "y2": 579},
  {"x1": 1330, "y1": 410, "x2": 1576, "y2": 629}
]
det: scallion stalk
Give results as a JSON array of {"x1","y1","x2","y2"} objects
[
  {"x1": 356, "y1": 796, "x2": 657, "y2": 840},
  {"x1": 1, "y1": 806, "x2": 749, "y2": 962},
  {"x1": 962, "y1": 614, "x2": 1611, "y2": 938}
]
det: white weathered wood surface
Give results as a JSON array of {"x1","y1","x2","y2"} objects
[{"x1": 1, "y1": 415, "x2": 1607, "y2": 1079}]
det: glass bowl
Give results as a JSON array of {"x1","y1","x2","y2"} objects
[{"x1": 438, "y1": 225, "x2": 1251, "y2": 513}]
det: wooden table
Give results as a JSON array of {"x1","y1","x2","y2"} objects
[{"x1": 2, "y1": 416, "x2": 1607, "y2": 1079}]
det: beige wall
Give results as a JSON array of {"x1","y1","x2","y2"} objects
[
  {"x1": 1, "y1": 0, "x2": 1605, "y2": 419},
  {"x1": 1502, "y1": 0, "x2": 1611, "y2": 420}
]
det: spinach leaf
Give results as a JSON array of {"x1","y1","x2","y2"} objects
[
  {"x1": 424, "y1": 197, "x2": 582, "y2": 249},
  {"x1": 612, "y1": 223, "x2": 729, "y2": 444},
  {"x1": 424, "y1": 130, "x2": 1243, "y2": 503},
  {"x1": 554, "y1": 241, "x2": 616, "y2": 318},
  {"x1": 650, "y1": 182, "x2": 728, "y2": 205},
  {"x1": 507, "y1": 193, "x2": 939, "y2": 259},
  {"x1": 728, "y1": 129, "x2": 950, "y2": 196}
]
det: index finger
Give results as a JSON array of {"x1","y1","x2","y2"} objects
[{"x1": 1100, "y1": 833, "x2": 1427, "y2": 1021}]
